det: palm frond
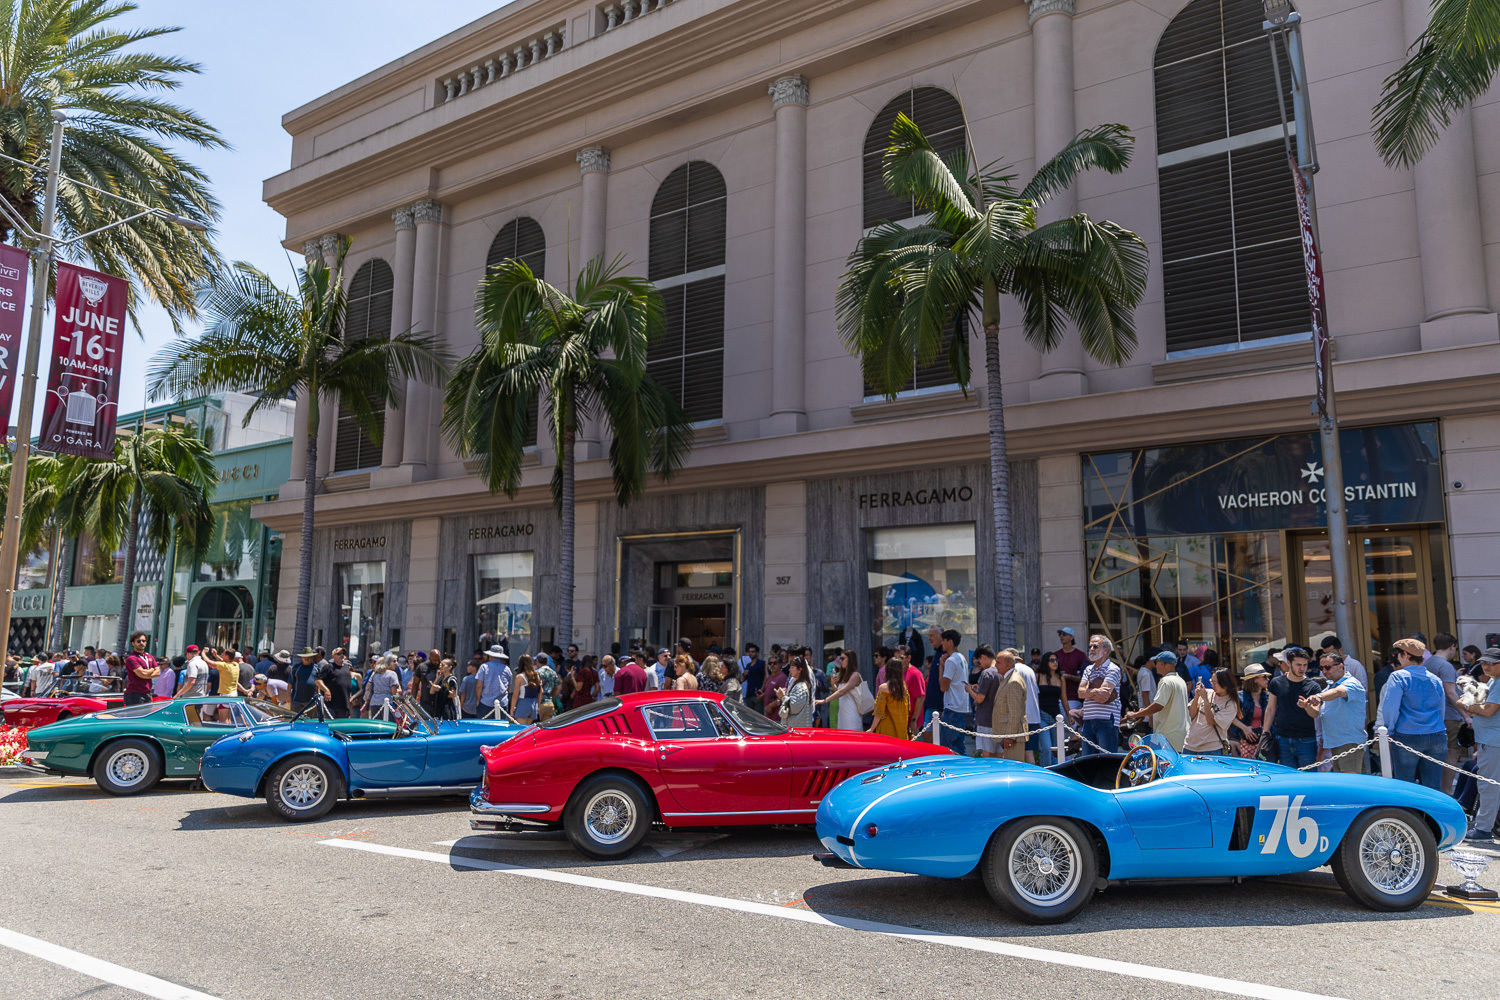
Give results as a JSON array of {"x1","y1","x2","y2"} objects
[{"x1": 1021, "y1": 124, "x2": 1136, "y2": 205}]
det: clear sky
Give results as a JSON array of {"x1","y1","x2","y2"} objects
[{"x1": 18, "y1": 0, "x2": 514, "y2": 424}]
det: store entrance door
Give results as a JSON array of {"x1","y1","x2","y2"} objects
[
  {"x1": 1292, "y1": 530, "x2": 1437, "y2": 666},
  {"x1": 678, "y1": 603, "x2": 727, "y2": 660}
]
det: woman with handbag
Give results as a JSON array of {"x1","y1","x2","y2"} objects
[
  {"x1": 1185, "y1": 668, "x2": 1254, "y2": 755},
  {"x1": 1238, "y1": 663, "x2": 1271, "y2": 758},
  {"x1": 819, "y1": 651, "x2": 872, "y2": 730}
]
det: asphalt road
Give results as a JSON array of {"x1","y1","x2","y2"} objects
[{"x1": 0, "y1": 770, "x2": 1494, "y2": 1000}]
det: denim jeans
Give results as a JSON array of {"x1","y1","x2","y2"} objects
[
  {"x1": 1079, "y1": 718, "x2": 1119, "y2": 756},
  {"x1": 940, "y1": 710, "x2": 971, "y2": 756},
  {"x1": 1391, "y1": 730, "x2": 1447, "y2": 790},
  {"x1": 1276, "y1": 735, "x2": 1319, "y2": 770},
  {"x1": 1029, "y1": 722, "x2": 1055, "y2": 767}
]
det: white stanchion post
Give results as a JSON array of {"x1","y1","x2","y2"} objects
[
  {"x1": 1377, "y1": 725, "x2": 1392, "y2": 778},
  {"x1": 1055, "y1": 713, "x2": 1067, "y2": 764},
  {"x1": 931, "y1": 710, "x2": 942, "y2": 747}
]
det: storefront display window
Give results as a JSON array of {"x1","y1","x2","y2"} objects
[
  {"x1": 867, "y1": 524, "x2": 977, "y2": 652},
  {"x1": 475, "y1": 552, "x2": 533, "y2": 651},
  {"x1": 17, "y1": 542, "x2": 52, "y2": 590},
  {"x1": 198, "y1": 499, "x2": 259, "y2": 582},
  {"x1": 339, "y1": 561, "x2": 385, "y2": 659}
]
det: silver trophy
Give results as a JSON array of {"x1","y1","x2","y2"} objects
[{"x1": 1444, "y1": 850, "x2": 1498, "y2": 901}]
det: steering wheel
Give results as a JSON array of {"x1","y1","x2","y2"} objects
[{"x1": 1115, "y1": 743, "x2": 1159, "y2": 789}]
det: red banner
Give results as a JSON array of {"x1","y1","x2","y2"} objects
[
  {"x1": 0, "y1": 244, "x2": 29, "y2": 430},
  {"x1": 39, "y1": 262, "x2": 127, "y2": 459},
  {"x1": 1289, "y1": 152, "x2": 1330, "y2": 416}
]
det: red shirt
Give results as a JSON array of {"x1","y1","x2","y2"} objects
[
  {"x1": 1054, "y1": 646, "x2": 1088, "y2": 701},
  {"x1": 612, "y1": 662, "x2": 648, "y2": 696},
  {"x1": 903, "y1": 664, "x2": 927, "y2": 725},
  {"x1": 123, "y1": 652, "x2": 154, "y2": 695},
  {"x1": 569, "y1": 666, "x2": 599, "y2": 709}
]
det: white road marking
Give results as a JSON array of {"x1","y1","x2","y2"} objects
[
  {"x1": 0, "y1": 925, "x2": 222, "y2": 1000},
  {"x1": 323, "y1": 838, "x2": 1349, "y2": 1000}
]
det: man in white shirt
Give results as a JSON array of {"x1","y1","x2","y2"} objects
[
  {"x1": 937, "y1": 629, "x2": 972, "y2": 756},
  {"x1": 176, "y1": 644, "x2": 209, "y2": 697},
  {"x1": 598, "y1": 655, "x2": 617, "y2": 696}
]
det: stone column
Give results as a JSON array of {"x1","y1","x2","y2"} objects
[
  {"x1": 287, "y1": 240, "x2": 326, "y2": 492},
  {"x1": 576, "y1": 147, "x2": 611, "y2": 461},
  {"x1": 401, "y1": 199, "x2": 443, "y2": 477},
  {"x1": 764, "y1": 481, "x2": 808, "y2": 651},
  {"x1": 1401, "y1": 0, "x2": 1497, "y2": 350},
  {"x1": 1037, "y1": 454, "x2": 1085, "y2": 637},
  {"x1": 1029, "y1": 0, "x2": 1088, "y2": 401},
  {"x1": 764, "y1": 75, "x2": 810, "y2": 436},
  {"x1": 379, "y1": 207, "x2": 417, "y2": 471}
]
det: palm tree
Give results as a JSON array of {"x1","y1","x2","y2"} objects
[
  {"x1": 1373, "y1": 0, "x2": 1500, "y2": 166},
  {"x1": 442, "y1": 255, "x2": 694, "y2": 651},
  {"x1": 838, "y1": 115, "x2": 1149, "y2": 647},
  {"x1": 147, "y1": 257, "x2": 448, "y2": 651},
  {"x1": 85, "y1": 426, "x2": 214, "y2": 651},
  {"x1": 0, "y1": 451, "x2": 86, "y2": 646},
  {"x1": 0, "y1": 0, "x2": 223, "y2": 326}
]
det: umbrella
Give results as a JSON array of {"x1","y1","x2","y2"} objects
[{"x1": 476, "y1": 587, "x2": 532, "y2": 606}]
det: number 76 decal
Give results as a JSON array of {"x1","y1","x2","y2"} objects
[{"x1": 1259, "y1": 794, "x2": 1330, "y2": 857}]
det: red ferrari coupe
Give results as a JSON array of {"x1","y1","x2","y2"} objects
[
  {"x1": 471, "y1": 689, "x2": 952, "y2": 858},
  {"x1": 2, "y1": 694, "x2": 109, "y2": 730}
]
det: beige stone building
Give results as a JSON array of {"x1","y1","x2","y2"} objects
[{"x1": 257, "y1": 0, "x2": 1500, "y2": 672}]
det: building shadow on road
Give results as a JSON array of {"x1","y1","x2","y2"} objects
[
  {"x1": 442, "y1": 825, "x2": 821, "y2": 871},
  {"x1": 174, "y1": 795, "x2": 477, "y2": 831}
]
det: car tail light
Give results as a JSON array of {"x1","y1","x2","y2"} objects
[{"x1": 865, "y1": 824, "x2": 878, "y2": 838}]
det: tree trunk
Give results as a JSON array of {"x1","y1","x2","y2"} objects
[
  {"x1": 985, "y1": 321, "x2": 1015, "y2": 649},
  {"x1": 293, "y1": 412, "x2": 319, "y2": 653},
  {"x1": 48, "y1": 533, "x2": 72, "y2": 649},
  {"x1": 114, "y1": 493, "x2": 142, "y2": 652},
  {"x1": 557, "y1": 415, "x2": 575, "y2": 655}
]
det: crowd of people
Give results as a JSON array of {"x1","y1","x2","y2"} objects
[{"x1": 7, "y1": 620, "x2": 1497, "y2": 843}]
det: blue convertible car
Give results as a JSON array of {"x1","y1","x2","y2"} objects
[
  {"x1": 200, "y1": 695, "x2": 523, "y2": 821},
  {"x1": 816, "y1": 736, "x2": 1467, "y2": 923}
]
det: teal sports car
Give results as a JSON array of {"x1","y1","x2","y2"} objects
[{"x1": 19, "y1": 696, "x2": 393, "y2": 795}]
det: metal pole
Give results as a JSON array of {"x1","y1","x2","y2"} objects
[
  {"x1": 1266, "y1": 11, "x2": 1355, "y2": 651},
  {"x1": 1055, "y1": 712, "x2": 1067, "y2": 764},
  {"x1": 1377, "y1": 724, "x2": 1392, "y2": 778},
  {"x1": 931, "y1": 710, "x2": 941, "y2": 747},
  {"x1": 0, "y1": 114, "x2": 65, "y2": 658}
]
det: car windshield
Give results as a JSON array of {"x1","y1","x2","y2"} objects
[
  {"x1": 538, "y1": 697, "x2": 621, "y2": 730},
  {"x1": 247, "y1": 701, "x2": 298, "y2": 725},
  {"x1": 720, "y1": 699, "x2": 787, "y2": 736},
  {"x1": 386, "y1": 693, "x2": 439, "y2": 736}
]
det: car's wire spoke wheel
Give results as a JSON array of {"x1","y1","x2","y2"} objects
[
  {"x1": 279, "y1": 764, "x2": 328, "y2": 810},
  {"x1": 1008, "y1": 824, "x2": 1082, "y2": 904},
  {"x1": 583, "y1": 789, "x2": 636, "y2": 845},
  {"x1": 1358, "y1": 817, "x2": 1424, "y2": 896},
  {"x1": 106, "y1": 748, "x2": 149, "y2": 787}
]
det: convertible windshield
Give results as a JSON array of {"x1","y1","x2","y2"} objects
[
  {"x1": 246, "y1": 701, "x2": 298, "y2": 724},
  {"x1": 720, "y1": 699, "x2": 787, "y2": 736},
  {"x1": 539, "y1": 697, "x2": 621, "y2": 730}
]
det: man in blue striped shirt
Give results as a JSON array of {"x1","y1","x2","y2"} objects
[{"x1": 1377, "y1": 638, "x2": 1447, "y2": 789}]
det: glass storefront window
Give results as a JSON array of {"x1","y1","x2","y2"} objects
[
  {"x1": 339, "y1": 561, "x2": 385, "y2": 659},
  {"x1": 198, "y1": 499, "x2": 259, "y2": 582},
  {"x1": 675, "y1": 562, "x2": 732, "y2": 587},
  {"x1": 72, "y1": 531, "x2": 123, "y2": 586},
  {"x1": 867, "y1": 524, "x2": 977, "y2": 653},
  {"x1": 17, "y1": 541, "x2": 51, "y2": 590},
  {"x1": 475, "y1": 552, "x2": 533, "y2": 651}
]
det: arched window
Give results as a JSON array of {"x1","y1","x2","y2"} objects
[
  {"x1": 862, "y1": 87, "x2": 967, "y2": 229},
  {"x1": 334, "y1": 259, "x2": 394, "y2": 472},
  {"x1": 1154, "y1": 0, "x2": 1309, "y2": 353},
  {"x1": 486, "y1": 218, "x2": 547, "y2": 446},
  {"x1": 648, "y1": 161, "x2": 726, "y2": 423},
  {"x1": 862, "y1": 87, "x2": 969, "y2": 395}
]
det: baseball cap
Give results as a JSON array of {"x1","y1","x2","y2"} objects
[
  {"x1": 1151, "y1": 650, "x2": 1178, "y2": 664},
  {"x1": 185, "y1": 645, "x2": 200, "y2": 653},
  {"x1": 1057, "y1": 627, "x2": 1076, "y2": 637}
]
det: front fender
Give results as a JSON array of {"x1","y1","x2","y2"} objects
[
  {"x1": 201, "y1": 732, "x2": 350, "y2": 799},
  {"x1": 485, "y1": 737, "x2": 660, "y2": 822}
]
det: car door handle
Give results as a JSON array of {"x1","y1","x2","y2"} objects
[{"x1": 658, "y1": 744, "x2": 683, "y2": 758}]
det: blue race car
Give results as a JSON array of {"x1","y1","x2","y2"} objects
[
  {"x1": 815, "y1": 735, "x2": 1467, "y2": 923},
  {"x1": 200, "y1": 694, "x2": 524, "y2": 821}
]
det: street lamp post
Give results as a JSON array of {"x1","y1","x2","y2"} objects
[
  {"x1": 1263, "y1": 1, "x2": 1356, "y2": 651},
  {"x1": 0, "y1": 113, "x2": 207, "y2": 658}
]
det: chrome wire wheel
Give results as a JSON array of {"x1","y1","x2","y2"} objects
[
  {"x1": 583, "y1": 789, "x2": 635, "y2": 845},
  {"x1": 1008, "y1": 824, "x2": 1082, "y2": 904},
  {"x1": 106, "y1": 748, "x2": 149, "y2": 787},
  {"x1": 1359, "y1": 817, "x2": 1424, "y2": 895},
  {"x1": 278, "y1": 763, "x2": 328, "y2": 810}
]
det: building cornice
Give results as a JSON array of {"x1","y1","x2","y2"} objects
[
  {"x1": 251, "y1": 342, "x2": 1500, "y2": 532},
  {"x1": 265, "y1": 0, "x2": 1012, "y2": 238}
]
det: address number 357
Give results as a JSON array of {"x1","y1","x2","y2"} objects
[{"x1": 1258, "y1": 794, "x2": 1330, "y2": 858}]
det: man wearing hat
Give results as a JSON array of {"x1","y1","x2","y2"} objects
[
  {"x1": 1461, "y1": 648, "x2": 1500, "y2": 840},
  {"x1": 1051, "y1": 627, "x2": 1087, "y2": 710},
  {"x1": 289, "y1": 648, "x2": 324, "y2": 711},
  {"x1": 175, "y1": 644, "x2": 209, "y2": 698},
  {"x1": 476, "y1": 645, "x2": 512, "y2": 718},
  {"x1": 1125, "y1": 650, "x2": 1190, "y2": 751},
  {"x1": 1377, "y1": 637, "x2": 1449, "y2": 788}
]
